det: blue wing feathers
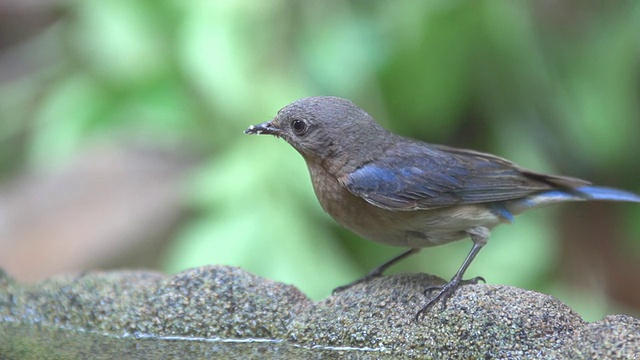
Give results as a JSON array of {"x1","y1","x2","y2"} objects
[
  {"x1": 343, "y1": 142, "x2": 640, "y2": 211},
  {"x1": 345, "y1": 149, "x2": 546, "y2": 210}
]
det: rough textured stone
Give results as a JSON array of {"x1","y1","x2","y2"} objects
[{"x1": 1, "y1": 265, "x2": 638, "y2": 359}]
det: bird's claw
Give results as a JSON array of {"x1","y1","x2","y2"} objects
[
  {"x1": 422, "y1": 276, "x2": 485, "y2": 296},
  {"x1": 415, "y1": 276, "x2": 485, "y2": 321}
]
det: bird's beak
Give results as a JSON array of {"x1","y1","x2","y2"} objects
[{"x1": 244, "y1": 121, "x2": 281, "y2": 136}]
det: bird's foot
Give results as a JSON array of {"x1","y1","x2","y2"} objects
[
  {"x1": 333, "y1": 249, "x2": 420, "y2": 295},
  {"x1": 332, "y1": 270, "x2": 383, "y2": 294},
  {"x1": 415, "y1": 276, "x2": 485, "y2": 321}
]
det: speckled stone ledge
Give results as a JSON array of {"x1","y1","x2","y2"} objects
[{"x1": 1, "y1": 266, "x2": 638, "y2": 359}]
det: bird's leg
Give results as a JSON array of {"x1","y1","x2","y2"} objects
[
  {"x1": 415, "y1": 227, "x2": 489, "y2": 320},
  {"x1": 333, "y1": 248, "x2": 421, "y2": 294}
]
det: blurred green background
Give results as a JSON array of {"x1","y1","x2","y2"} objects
[{"x1": 0, "y1": 0, "x2": 639, "y2": 321}]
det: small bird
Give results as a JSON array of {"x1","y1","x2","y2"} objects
[{"x1": 244, "y1": 96, "x2": 640, "y2": 319}]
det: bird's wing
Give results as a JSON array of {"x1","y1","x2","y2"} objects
[{"x1": 341, "y1": 142, "x2": 589, "y2": 211}]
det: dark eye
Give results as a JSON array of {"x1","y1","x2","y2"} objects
[{"x1": 291, "y1": 119, "x2": 308, "y2": 135}]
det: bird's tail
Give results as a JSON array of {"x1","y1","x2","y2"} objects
[
  {"x1": 576, "y1": 185, "x2": 640, "y2": 203},
  {"x1": 506, "y1": 185, "x2": 640, "y2": 215}
]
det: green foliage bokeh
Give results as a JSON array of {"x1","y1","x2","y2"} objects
[{"x1": 1, "y1": 0, "x2": 639, "y2": 320}]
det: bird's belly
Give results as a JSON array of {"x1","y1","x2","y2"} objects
[
  {"x1": 399, "y1": 205, "x2": 504, "y2": 247},
  {"x1": 354, "y1": 205, "x2": 503, "y2": 248},
  {"x1": 311, "y1": 172, "x2": 504, "y2": 248}
]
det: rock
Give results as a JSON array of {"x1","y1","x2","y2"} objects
[{"x1": 1, "y1": 265, "x2": 638, "y2": 359}]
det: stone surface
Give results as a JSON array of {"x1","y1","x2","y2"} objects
[{"x1": 1, "y1": 265, "x2": 639, "y2": 359}]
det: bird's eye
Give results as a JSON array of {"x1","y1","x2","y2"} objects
[{"x1": 291, "y1": 119, "x2": 308, "y2": 135}]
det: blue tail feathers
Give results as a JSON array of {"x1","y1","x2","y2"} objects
[
  {"x1": 505, "y1": 185, "x2": 640, "y2": 215},
  {"x1": 576, "y1": 185, "x2": 640, "y2": 203}
]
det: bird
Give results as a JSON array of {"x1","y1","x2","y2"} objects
[{"x1": 244, "y1": 96, "x2": 640, "y2": 319}]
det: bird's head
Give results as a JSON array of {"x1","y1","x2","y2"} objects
[{"x1": 245, "y1": 96, "x2": 390, "y2": 163}]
